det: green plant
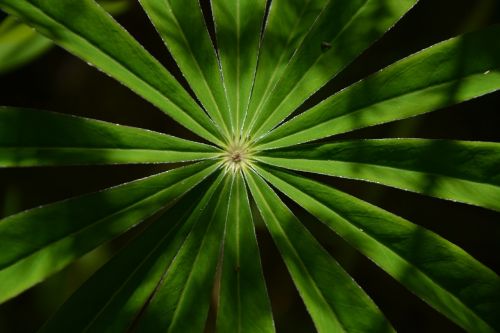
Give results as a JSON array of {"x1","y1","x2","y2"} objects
[
  {"x1": 0, "y1": 0, "x2": 499, "y2": 332},
  {"x1": 0, "y1": 0, "x2": 130, "y2": 74}
]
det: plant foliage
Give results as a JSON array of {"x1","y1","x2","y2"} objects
[{"x1": 0, "y1": 0, "x2": 499, "y2": 332}]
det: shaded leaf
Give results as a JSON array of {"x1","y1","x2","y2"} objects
[
  {"x1": 247, "y1": 0, "x2": 418, "y2": 139},
  {"x1": 246, "y1": 170, "x2": 394, "y2": 333},
  {"x1": 257, "y1": 165, "x2": 500, "y2": 333},
  {"x1": 135, "y1": 175, "x2": 231, "y2": 333},
  {"x1": 0, "y1": 161, "x2": 218, "y2": 303},
  {"x1": 216, "y1": 172, "x2": 275, "y2": 333},
  {"x1": 258, "y1": 25, "x2": 500, "y2": 149},
  {"x1": 40, "y1": 172, "x2": 224, "y2": 333}
]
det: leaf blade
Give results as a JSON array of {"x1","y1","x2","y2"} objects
[
  {"x1": 243, "y1": 0, "x2": 331, "y2": 133},
  {"x1": 0, "y1": 107, "x2": 220, "y2": 166},
  {"x1": 256, "y1": 165, "x2": 500, "y2": 333},
  {"x1": 135, "y1": 175, "x2": 232, "y2": 333},
  {"x1": 248, "y1": 0, "x2": 418, "y2": 139},
  {"x1": 0, "y1": 0, "x2": 223, "y2": 145},
  {"x1": 40, "y1": 172, "x2": 224, "y2": 333},
  {"x1": 246, "y1": 170, "x2": 394, "y2": 333},
  {"x1": 258, "y1": 25, "x2": 500, "y2": 149},
  {"x1": 259, "y1": 139, "x2": 500, "y2": 211},
  {"x1": 212, "y1": 0, "x2": 266, "y2": 133},
  {"x1": 139, "y1": 0, "x2": 232, "y2": 137},
  {"x1": 216, "y1": 172, "x2": 275, "y2": 333},
  {"x1": 0, "y1": 161, "x2": 218, "y2": 303}
]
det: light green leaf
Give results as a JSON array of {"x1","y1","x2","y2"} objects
[
  {"x1": 0, "y1": 16, "x2": 52, "y2": 74},
  {"x1": 0, "y1": 107, "x2": 219, "y2": 166},
  {"x1": 0, "y1": 0, "x2": 223, "y2": 145},
  {"x1": 212, "y1": 0, "x2": 266, "y2": 134},
  {"x1": 243, "y1": 0, "x2": 330, "y2": 134},
  {"x1": 216, "y1": 172, "x2": 275, "y2": 333},
  {"x1": 256, "y1": 166, "x2": 500, "y2": 333},
  {"x1": 258, "y1": 25, "x2": 500, "y2": 149},
  {"x1": 0, "y1": 1, "x2": 129, "y2": 74},
  {"x1": 259, "y1": 139, "x2": 500, "y2": 212},
  {"x1": 0, "y1": 161, "x2": 218, "y2": 303},
  {"x1": 139, "y1": 0, "x2": 231, "y2": 137},
  {"x1": 247, "y1": 0, "x2": 418, "y2": 139},
  {"x1": 40, "y1": 172, "x2": 224, "y2": 333},
  {"x1": 135, "y1": 175, "x2": 231, "y2": 333},
  {"x1": 246, "y1": 170, "x2": 394, "y2": 333}
]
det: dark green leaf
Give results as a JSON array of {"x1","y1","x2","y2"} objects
[
  {"x1": 135, "y1": 175, "x2": 231, "y2": 333},
  {"x1": 246, "y1": 170, "x2": 394, "y2": 333},
  {"x1": 0, "y1": 161, "x2": 218, "y2": 303},
  {"x1": 40, "y1": 172, "x2": 224, "y2": 333},
  {"x1": 216, "y1": 172, "x2": 275, "y2": 333},
  {"x1": 258, "y1": 25, "x2": 500, "y2": 149},
  {"x1": 257, "y1": 165, "x2": 500, "y2": 333}
]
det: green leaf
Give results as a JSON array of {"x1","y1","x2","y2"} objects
[
  {"x1": 0, "y1": 1, "x2": 129, "y2": 74},
  {"x1": 245, "y1": 170, "x2": 394, "y2": 333},
  {"x1": 247, "y1": 0, "x2": 418, "y2": 139},
  {"x1": 216, "y1": 172, "x2": 275, "y2": 333},
  {"x1": 98, "y1": 0, "x2": 130, "y2": 14},
  {"x1": 256, "y1": 166, "x2": 500, "y2": 333},
  {"x1": 0, "y1": 16, "x2": 52, "y2": 74},
  {"x1": 258, "y1": 25, "x2": 500, "y2": 149},
  {"x1": 135, "y1": 175, "x2": 232, "y2": 333},
  {"x1": 0, "y1": 107, "x2": 219, "y2": 166},
  {"x1": 139, "y1": 0, "x2": 231, "y2": 137},
  {"x1": 259, "y1": 139, "x2": 500, "y2": 212},
  {"x1": 242, "y1": 0, "x2": 331, "y2": 133},
  {"x1": 211, "y1": 0, "x2": 266, "y2": 133},
  {"x1": 0, "y1": 0, "x2": 224, "y2": 145},
  {"x1": 0, "y1": 161, "x2": 218, "y2": 303},
  {"x1": 40, "y1": 172, "x2": 224, "y2": 333}
]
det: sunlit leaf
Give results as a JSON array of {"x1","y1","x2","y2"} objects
[
  {"x1": 0, "y1": 0, "x2": 223, "y2": 145},
  {"x1": 0, "y1": 107, "x2": 219, "y2": 166},
  {"x1": 140, "y1": 0, "x2": 231, "y2": 137}
]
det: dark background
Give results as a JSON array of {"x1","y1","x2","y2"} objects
[{"x1": 0, "y1": 0, "x2": 499, "y2": 332}]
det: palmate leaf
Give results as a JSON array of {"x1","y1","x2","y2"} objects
[
  {"x1": 0, "y1": 107, "x2": 219, "y2": 166},
  {"x1": 0, "y1": 0, "x2": 499, "y2": 332},
  {"x1": 0, "y1": 0, "x2": 224, "y2": 145},
  {"x1": 259, "y1": 139, "x2": 500, "y2": 211},
  {"x1": 0, "y1": 161, "x2": 217, "y2": 303},
  {"x1": 256, "y1": 166, "x2": 500, "y2": 333}
]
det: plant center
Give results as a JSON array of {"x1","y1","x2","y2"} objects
[{"x1": 223, "y1": 139, "x2": 252, "y2": 172}]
